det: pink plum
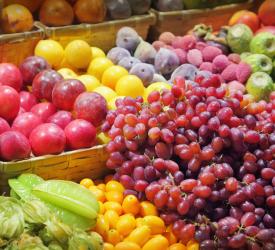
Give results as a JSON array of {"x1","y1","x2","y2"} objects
[
  {"x1": 19, "y1": 91, "x2": 38, "y2": 111},
  {"x1": 0, "y1": 63, "x2": 23, "y2": 91},
  {"x1": 47, "y1": 111, "x2": 73, "y2": 129},
  {"x1": 30, "y1": 103, "x2": 57, "y2": 122},
  {"x1": 0, "y1": 117, "x2": 10, "y2": 135}
]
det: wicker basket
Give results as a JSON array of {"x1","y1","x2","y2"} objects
[
  {"x1": 0, "y1": 22, "x2": 45, "y2": 66},
  {"x1": 0, "y1": 145, "x2": 109, "y2": 194},
  {"x1": 148, "y1": 0, "x2": 254, "y2": 41},
  {"x1": 37, "y1": 13, "x2": 156, "y2": 52}
]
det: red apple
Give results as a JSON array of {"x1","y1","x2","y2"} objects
[
  {"x1": 0, "y1": 131, "x2": 31, "y2": 161},
  {"x1": 12, "y1": 112, "x2": 42, "y2": 138},
  {"x1": 74, "y1": 92, "x2": 107, "y2": 127},
  {"x1": 256, "y1": 26, "x2": 275, "y2": 35},
  {"x1": 0, "y1": 117, "x2": 10, "y2": 135},
  {"x1": 47, "y1": 111, "x2": 73, "y2": 129},
  {"x1": 19, "y1": 91, "x2": 38, "y2": 111},
  {"x1": 29, "y1": 123, "x2": 66, "y2": 156},
  {"x1": 19, "y1": 56, "x2": 50, "y2": 85},
  {"x1": 30, "y1": 102, "x2": 57, "y2": 122},
  {"x1": 0, "y1": 86, "x2": 20, "y2": 121},
  {"x1": 229, "y1": 10, "x2": 260, "y2": 32},
  {"x1": 64, "y1": 119, "x2": 96, "y2": 150},
  {"x1": 32, "y1": 69, "x2": 63, "y2": 101},
  {"x1": 0, "y1": 63, "x2": 23, "y2": 91},
  {"x1": 52, "y1": 79, "x2": 86, "y2": 111}
]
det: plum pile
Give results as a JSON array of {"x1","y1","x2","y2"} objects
[{"x1": 102, "y1": 74, "x2": 275, "y2": 249}]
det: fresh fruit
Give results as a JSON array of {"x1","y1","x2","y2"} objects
[
  {"x1": 258, "y1": 0, "x2": 275, "y2": 26},
  {"x1": 64, "y1": 40, "x2": 92, "y2": 69},
  {"x1": 3, "y1": 0, "x2": 43, "y2": 13},
  {"x1": 104, "y1": 201, "x2": 123, "y2": 215},
  {"x1": 134, "y1": 41, "x2": 156, "y2": 64},
  {"x1": 64, "y1": 119, "x2": 96, "y2": 150},
  {"x1": 105, "y1": 191, "x2": 124, "y2": 203},
  {"x1": 170, "y1": 64, "x2": 198, "y2": 82},
  {"x1": 105, "y1": 180, "x2": 125, "y2": 193},
  {"x1": 105, "y1": 0, "x2": 131, "y2": 20},
  {"x1": 35, "y1": 40, "x2": 64, "y2": 69},
  {"x1": 108, "y1": 96, "x2": 125, "y2": 110},
  {"x1": 229, "y1": 10, "x2": 260, "y2": 33},
  {"x1": 89, "y1": 186, "x2": 106, "y2": 203},
  {"x1": 80, "y1": 178, "x2": 94, "y2": 188},
  {"x1": 32, "y1": 69, "x2": 63, "y2": 101},
  {"x1": 130, "y1": 63, "x2": 155, "y2": 87},
  {"x1": 58, "y1": 68, "x2": 78, "y2": 79},
  {"x1": 116, "y1": 214, "x2": 136, "y2": 236},
  {"x1": 12, "y1": 112, "x2": 42, "y2": 138},
  {"x1": 74, "y1": 0, "x2": 106, "y2": 24},
  {"x1": 0, "y1": 86, "x2": 20, "y2": 121},
  {"x1": 115, "y1": 242, "x2": 141, "y2": 250},
  {"x1": 116, "y1": 27, "x2": 140, "y2": 53},
  {"x1": 118, "y1": 57, "x2": 141, "y2": 71},
  {"x1": 78, "y1": 74, "x2": 101, "y2": 91},
  {"x1": 29, "y1": 123, "x2": 66, "y2": 156},
  {"x1": 139, "y1": 201, "x2": 158, "y2": 217},
  {"x1": 115, "y1": 75, "x2": 144, "y2": 98},
  {"x1": 52, "y1": 79, "x2": 86, "y2": 111},
  {"x1": 124, "y1": 225, "x2": 151, "y2": 247},
  {"x1": 107, "y1": 47, "x2": 131, "y2": 64},
  {"x1": 102, "y1": 65, "x2": 128, "y2": 89},
  {"x1": 250, "y1": 32, "x2": 275, "y2": 58},
  {"x1": 142, "y1": 216, "x2": 165, "y2": 235},
  {"x1": 104, "y1": 210, "x2": 119, "y2": 229},
  {"x1": 91, "y1": 47, "x2": 106, "y2": 59},
  {"x1": 256, "y1": 26, "x2": 275, "y2": 35},
  {"x1": 30, "y1": 102, "x2": 57, "y2": 122},
  {"x1": 243, "y1": 54, "x2": 273, "y2": 74},
  {"x1": 0, "y1": 63, "x2": 23, "y2": 91},
  {"x1": 122, "y1": 195, "x2": 140, "y2": 215},
  {"x1": 143, "y1": 82, "x2": 171, "y2": 101},
  {"x1": 39, "y1": 0, "x2": 74, "y2": 26},
  {"x1": 142, "y1": 235, "x2": 169, "y2": 250},
  {"x1": 87, "y1": 57, "x2": 114, "y2": 80},
  {"x1": 74, "y1": 92, "x2": 107, "y2": 126},
  {"x1": 19, "y1": 56, "x2": 50, "y2": 85},
  {"x1": 246, "y1": 72, "x2": 274, "y2": 101},
  {"x1": 169, "y1": 243, "x2": 187, "y2": 250},
  {"x1": 0, "y1": 131, "x2": 31, "y2": 161},
  {"x1": 1, "y1": 4, "x2": 33, "y2": 33},
  {"x1": 227, "y1": 24, "x2": 253, "y2": 54},
  {"x1": 0, "y1": 118, "x2": 10, "y2": 135}
]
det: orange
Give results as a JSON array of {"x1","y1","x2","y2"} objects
[
  {"x1": 94, "y1": 86, "x2": 117, "y2": 102},
  {"x1": 4, "y1": 0, "x2": 43, "y2": 12},
  {"x1": 80, "y1": 178, "x2": 94, "y2": 188},
  {"x1": 124, "y1": 225, "x2": 151, "y2": 247},
  {"x1": 106, "y1": 180, "x2": 125, "y2": 193},
  {"x1": 95, "y1": 214, "x2": 109, "y2": 239},
  {"x1": 142, "y1": 216, "x2": 165, "y2": 235},
  {"x1": 104, "y1": 243, "x2": 115, "y2": 250},
  {"x1": 104, "y1": 201, "x2": 123, "y2": 215},
  {"x1": 142, "y1": 235, "x2": 169, "y2": 250},
  {"x1": 65, "y1": 40, "x2": 92, "y2": 69},
  {"x1": 87, "y1": 57, "x2": 113, "y2": 80},
  {"x1": 169, "y1": 243, "x2": 187, "y2": 250},
  {"x1": 97, "y1": 183, "x2": 106, "y2": 192},
  {"x1": 104, "y1": 210, "x2": 119, "y2": 229},
  {"x1": 89, "y1": 186, "x2": 105, "y2": 202},
  {"x1": 115, "y1": 242, "x2": 141, "y2": 250},
  {"x1": 115, "y1": 75, "x2": 144, "y2": 98},
  {"x1": 35, "y1": 40, "x2": 64, "y2": 68},
  {"x1": 39, "y1": 0, "x2": 74, "y2": 26},
  {"x1": 102, "y1": 66, "x2": 128, "y2": 90},
  {"x1": 116, "y1": 214, "x2": 136, "y2": 236},
  {"x1": 104, "y1": 175, "x2": 114, "y2": 183},
  {"x1": 1, "y1": 4, "x2": 33, "y2": 33},
  {"x1": 106, "y1": 229, "x2": 121, "y2": 245},
  {"x1": 122, "y1": 195, "x2": 140, "y2": 216},
  {"x1": 140, "y1": 201, "x2": 158, "y2": 217}
]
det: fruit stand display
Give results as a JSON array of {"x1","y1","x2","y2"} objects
[{"x1": 0, "y1": 0, "x2": 275, "y2": 250}]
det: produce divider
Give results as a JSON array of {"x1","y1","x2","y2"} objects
[{"x1": 0, "y1": 145, "x2": 109, "y2": 194}]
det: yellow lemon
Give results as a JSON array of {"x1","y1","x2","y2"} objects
[
  {"x1": 65, "y1": 40, "x2": 92, "y2": 69},
  {"x1": 58, "y1": 68, "x2": 78, "y2": 79},
  {"x1": 115, "y1": 75, "x2": 144, "y2": 98},
  {"x1": 91, "y1": 47, "x2": 106, "y2": 59},
  {"x1": 108, "y1": 96, "x2": 125, "y2": 110},
  {"x1": 87, "y1": 57, "x2": 113, "y2": 80},
  {"x1": 102, "y1": 65, "x2": 128, "y2": 90},
  {"x1": 143, "y1": 82, "x2": 171, "y2": 101},
  {"x1": 35, "y1": 39, "x2": 64, "y2": 68},
  {"x1": 94, "y1": 86, "x2": 117, "y2": 102},
  {"x1": 97, "y1": 132, "x2": 110, "y2": 145},
  {"x1": 78, "y1": 74, "x2": 101, "y2": 91}
]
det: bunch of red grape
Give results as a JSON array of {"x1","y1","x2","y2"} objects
[{"x1": 102, "y1": 74, "x2": 275, "y2": 249}]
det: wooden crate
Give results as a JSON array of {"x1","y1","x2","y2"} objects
[
  {"x1": 148, "y1": 0, "x2": 254, "y2": 41},
  {"x1": 0, "y1": 22, "x2": 45, "y2": 66},
  {"x1": 0, "y1": 145, "x2": 109, "y2": 194},
  {"x1": 38, "y1": 13, "x2": 156, "y2": 51}
]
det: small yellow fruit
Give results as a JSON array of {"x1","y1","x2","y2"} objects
[
  {"x1": 104, "y1": 201, "x2": 123, "y2": 215},
  {"x1": 106, "y1": 229, "x2": 121, "y2": 245},
  {"x1": 142, "y1": 235, "x2": 169, "y2": 250},
  {"x1": 116, "y1": 75, "x2": 144, "y2": 98},
  {"x1": 105, "y1": 191, "x2": 124, "y2": 204},
  {"x1": 102, "y1": 65, "x2": 128, "y2": 90},
  {"x1": 65, "y1": 40, "x2": 92, "y2": 69},
  {"x1": 89, "y1": 186, "x2": 105, "y2": 202},
  {"x1": 95, "y1": 214, "x2": 109, "y2": 239},
  {"x1": 104, "y1": 242, "x2": 115, "y2": 250},
  {"x1": 58, "y1": 68, "x2": 78, "y2": 79},
  {"x1": 87, "y1": 57, "x2": 113, "y2": 80},
  {"x1": 108, "y1": 96, "x2": 125, "y2": 110},
  {"x1": 77, "y1": 74, "x2": 101, "y2": 91},
  {"x1": 187, "y1": 240, "x2": 199, "y2": 250},
  {"x1": 35, "y1": 40, "x2": 64, "y2": 68},
  {"x1": 97, "y1": 183, "x2": 106, "y2": 192},
  {"x1": 94, "y1": 86, "x2": 117, "y2": 102},
  {"x1": 163, "y1": 231, "x2": 177, "y2": 245},
  {"x1": 143, "y1": 82, "x2": 171, "y2": 101},
  {"x1": 98, "y1": 201, "x2": 105, "y2": 214},
  {"x1": 122, "y1": 195, "x2": 140, "y2": 216},
  {"x1": 140, "y1": 201, "x2": 158, "y2": 217},
  {"x1": 124, "y1": 225, "x2": 151, "y2": 247},
  {"x1": 91, "y1": 47, "x2": 106, "y2": 59},
  {"x1": 142, "y1": 216, "x2": 165, "y2": 235},
  {"x1": 104, "y1": 210, "x2": 119, "y2": 229},
  {"x1": 136, "y1": 218, "x2": 145, "y2": 227},
  {"x1": 169, "y1": 243, "x2": 187, "y2": 250},
  {"x1": 116, "y1": 214, "x2": 136, "y2": 236},
  {"x1": 80, "y1": 178, "x2": 94, "y2": 188},
  {"x1": 106, "y1": 181, "x2": 125, "y2": 193},
  {"x1": 115, "y1": 242, "x2": 141, "y2": 250}
]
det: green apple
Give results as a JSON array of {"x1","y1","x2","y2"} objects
[
  {"x1": 243, "y1": 54, "x2": 273, "y2": 74},
  {"x1": 246, "y1": 72, "x2": 274, "y2": 101},
  {"x1": 240, "y1": 52, "x2": 252, "y2": 60},
  {"x1": 250, "y1": 32, "x2": 275, "y2": 58}
]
